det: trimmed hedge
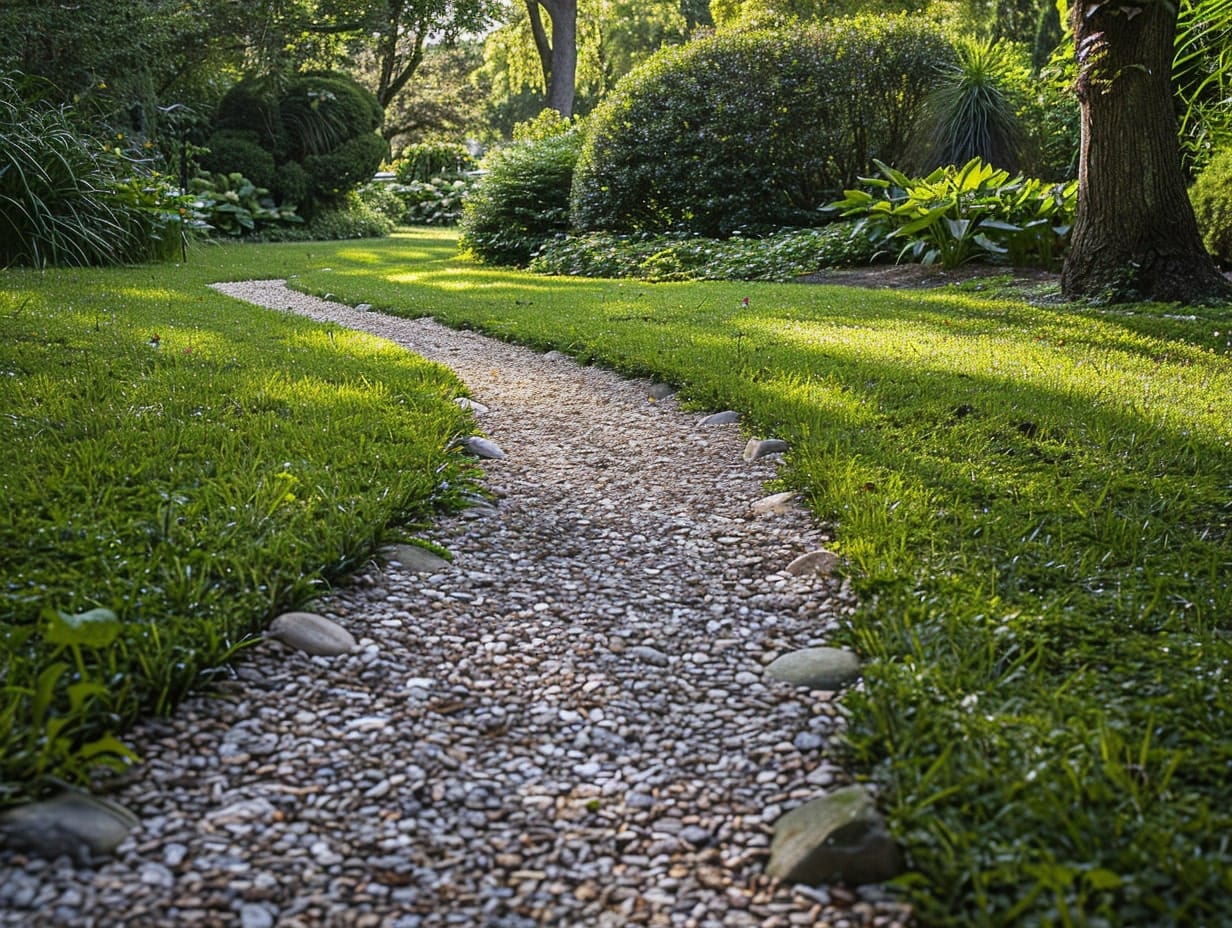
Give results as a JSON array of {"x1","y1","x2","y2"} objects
[
  {"x1": 205, "y1": 72, "x2": 388, "y2": 219},
  {"x1": 571, "y1": 16, "x2": 953, "y2": 237}
]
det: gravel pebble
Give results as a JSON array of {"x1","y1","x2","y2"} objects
[{"x1": 0, "y1": 281, "x2": 912, "y2": 928}]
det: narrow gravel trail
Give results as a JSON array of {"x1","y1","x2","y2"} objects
[{"x1": 0, "y1": 282, "x2": 910, "y2": 928}]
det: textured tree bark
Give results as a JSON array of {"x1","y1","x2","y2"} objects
[{"x1": 1061, "y1": 0, "x2": 1231, "y2": 303}]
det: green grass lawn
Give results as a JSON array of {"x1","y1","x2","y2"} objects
[
  {"x1": 1, "y1": 240, "x2": 480, "y2": 802},
  {"x1": 3, "y1": 228, "x2": 1230, "y2": 925}
]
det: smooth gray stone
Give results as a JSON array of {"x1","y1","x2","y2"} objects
[
  {"x1": 355, "y1": 303, "x2": 373, "y2": 312},
  {"x1": 383, "y1": 544, "x2": 451, "y2": 574},
  {"x1": 628, "y1": 645, "x2": 670, "y2": 667},
  {"x1": 266, "y1": 611, "x2": 357, "y2": 656},
  {"x1": 751, "y1": 491, "x2": 797, "y2": 515},
  {"x1": 767, "y1": 786, "x2": 903, "y2": 886},
  {"x1": 454, "y1": 397, "x2": 490, "y2": 415},
  {"x1": 743, "y1": 438, "x2": 790, "y2": 462},
  {"x1": 648, "y1": 383, "x2": 676, "y2": 400},
  {"x1": 461, "y1": 436, "x2": 506, "y2": 459},
  {"x1": 766, "y1": 647, "x2": 861, "y2": 690},
  {"x1": 0, "y1": 792, "x2": 138, "y2": 862},
  {"x1": 698, "y1": 410, "x2": 741, "y2": 426},
  {"x1": 785, "y1": 549, "x2": 841, "y2": 576}
]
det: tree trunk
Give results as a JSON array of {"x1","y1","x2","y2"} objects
[
  {"x1": 526, "y1": 0, "x2": 576, "y2": 118},
  {"x1": 1061, "y1": 0, "x2": 1231, "y2": 303}
]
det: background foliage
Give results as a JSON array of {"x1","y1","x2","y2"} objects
[{"x1": 570, "y1": 17, "x2": 953, "y2": 237}]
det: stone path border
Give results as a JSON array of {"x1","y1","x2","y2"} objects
[{"x1": 0, "y1": 282, "x2": 911, "y2": 928}]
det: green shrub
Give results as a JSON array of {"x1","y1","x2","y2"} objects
[
  {"x1": 272, "y1": 160, "x2": 312, "y2": 209},
  {"x1": 205, "y1": 72, "x2": 387, "y2": 217},
  {"x1": 213, "y1": 80, "x2": 287, "y2": 158},
  {"x1": 395, "y1": 176, "x2": 474, "y2": 226},
  {"x1": 830, "y1": 158, "x2": 1077, "y2": 268},
  {"x1": 393, "y1": 141, "x2": 477, "y2": 183},
  {"x1": 1190, "y1": 147, "x2": 1232, "y2": 266},
  {"x1": 908, "y1": 38, "x2": 1027, "y2": 174},
  {"x1": 357, "y1": 180, "x2": 408, "y2": 224},
  {"x1": 189, "y1": 172, "x2": 301, "y2": 237},
  {"x1": 261, "y1": 191, "x2": 393, "y2": 241},
  {"x1": 303, "y1": 131, "x2": 390, "y2": 207},
  {"x1": 0, "y1": 74, "x2": 194, "y2": 267},
  {"x1": 459, "y1": 130, "x2": 582, "y2": 265},
  {"x1": 200, "y1": 130, "x2": 277, "y2": 189},
  {"x1": 571, "y1": 17, "x2": 953, "y2": 237},
  {"x1": 529, "y1": 223, "x2": 879, "y2": 281},
  {"x1": 279, "y1": 73, "x2": 384, "y2": 161}
]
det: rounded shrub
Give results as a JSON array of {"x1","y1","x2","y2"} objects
[
  {"x1": 271, "y1": 160, "x2": 312, "y2": 209},
  {"x1": 459, "y1": 129, "x2": 583, "y2": 266},
  {"x1": 200, "y1": 130, "x2": 277, "y2": 189},
  {"x1": 1190, "y1": 148, "x2": 1232, "y2": 267},
  {"x1": 213, "y1": 81, "x2": 287, "y2": 159},
  {"x1": 302, "y1": 131, "x2": 390, "y2": 207},
  {"x1": 279, "y1": 73, "x2": 384, "y2": 162},
  {"x1": 571, "y1": 16, "x2": 952, "y2": 237},
  {"x1": 204, "y1": 71, "x2": 387, "y2": 219}
]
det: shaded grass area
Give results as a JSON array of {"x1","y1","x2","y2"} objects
[
  {"x1": 1, "y1": 242, "x2": 480, "y2": 802},
  {"x1": 290, "y1": 229, "x2": 1232, "y2": 926}
]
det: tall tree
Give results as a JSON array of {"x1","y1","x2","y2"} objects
[
  {"x1": 1062, "y1": 0, "x2": 1232, "y2": 302},
  {"x1": 524, "y1": 0, "x2": 578, "y2": 116}
]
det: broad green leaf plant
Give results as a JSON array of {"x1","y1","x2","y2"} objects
[{"x1": 830, "y1": 158, "x2": 1078, "y2": 269}]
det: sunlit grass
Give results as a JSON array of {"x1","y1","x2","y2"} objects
[
  {"x1": 4, "y1": 228, "x2": 1228, "y2": 924},
  {"x1": 0, "y1": 244, "x2": 480, "y2": 803},
  {"x1": 280, "y1": 229, "x2": 1232, "y2": 926}
]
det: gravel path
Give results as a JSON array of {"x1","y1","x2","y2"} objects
[{"x1": 0, "y1": 282, "x2": 911, "y2": 928}]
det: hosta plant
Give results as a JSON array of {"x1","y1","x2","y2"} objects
[{"x1": 830, "y1": 158, "x2": 1077, "y2": 269}]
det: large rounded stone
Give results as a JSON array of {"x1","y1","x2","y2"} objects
[
  {"x1": 767, "y1": 786, "x2": 903, "y2": 886},
  {"x1": 751, "y1": 491, "x2": 797, "y2": 515},
  {"x1": 0, "y1": 792, "x2": 138, "y2": 862},
  {"x1": 765, "y1": 647, "x2": 861, "y2": 690},
  {"x1": 454, "y1": 397, "x2": 490, "y2": 415},
  {"x1": 698, "y1": 410, "x2": 741, "y2": 426},
  {"x1": 266, "y1": 611, "x2": 357, "y2": 656},
  {"x1": 461, "y1": 436, "x2": 506, "y2": 459},
  {"x1": 382, "y1": 544, "x2": 451, "y2": 574},
  {"x1": 743, "y1": 438, "x2": 789, "y2": 462},
  {"x1": 785, "y1": 549, "x2": 841, "y2": 576}
]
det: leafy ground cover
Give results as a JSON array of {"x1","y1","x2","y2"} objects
[
  {"x1": 0, "y1": 240, "x2": 480, "y2": 803},
  {"x1": 287, "y1": 229, "x2": 1232, "y2": 926}
]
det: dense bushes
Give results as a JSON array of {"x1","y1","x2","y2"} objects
[
  {"x1": 204, "y1": 72, "x2": 388, "y2": 218},
  {"x1": 0, "y1": 74, "x2": 193, "y2": 267},
  {"x1": 571, "y1": 17, "x2": 952, "y2": 237},
  {"x1": 459, "y1": 128, "x2": 582, "y2": 265},
  {"x1": 1190, "y1": 148, "x2": 1232, "y2": 266},
  {"x1": 529, "y1": 224, "x2": 879, "y2": 281}
]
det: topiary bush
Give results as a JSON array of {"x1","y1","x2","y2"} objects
[
  {"x1": 459, "y1": 129, "x2": 583, "y2": 265},
  {"x1": 200, "y1": 129, "x2": 277, "y2": 189},
  {"x1": 1190, "y1": 147, "x2": 1232, "y2": 267},
  {"x1": 571, "y1": 16, "x2": 953, "y2": 237},
  {"x1": 203, "y1": 72, "x2": 388, "y2": 220}
]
